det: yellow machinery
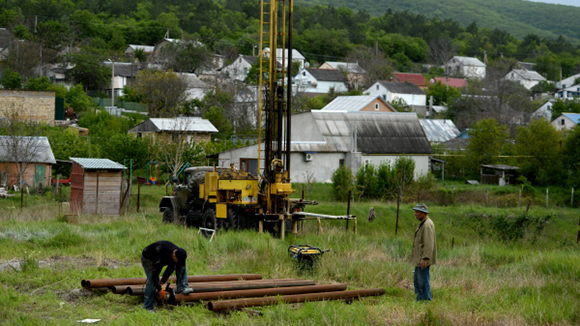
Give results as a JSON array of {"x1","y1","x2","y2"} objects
[{"x1": 159, "y1": 1, "x2": 310, "y2": 236}]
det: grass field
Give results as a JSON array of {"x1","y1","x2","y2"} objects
[{"x1": 0, "y1": 183, "x2": 579, "y2": 325}]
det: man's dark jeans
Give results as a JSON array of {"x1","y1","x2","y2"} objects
[
  {"x1": 141, "y1": 255, "x2": 189, "y2": 311},
  {"x1": 414, "y1": 266, "x2": 432, "y2": 301}
]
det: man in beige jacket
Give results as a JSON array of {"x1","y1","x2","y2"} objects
[{"x1": 410, "y1": 203, "x2": 437, "y2": 301}]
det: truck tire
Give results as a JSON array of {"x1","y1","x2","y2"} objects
[
  {"x1": 188, "y1": 172, "x2": 206, "y2": 199},
  {"x1": 162, "y1": 208, "x2": 174, "y2": 224},
  {"x1": 202, "y1": 208, "x2": 217, "y2": 230},
  {"x1": 221, "y1": 208, "x2": 238, "y2": 231}
]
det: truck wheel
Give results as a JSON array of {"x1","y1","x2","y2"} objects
[
  {"x1": 221, "y1": 208, "x2": 238, "y2": 231},
  {"x1": 162, "y1": 208, "x2": 174, "y2": 224},
  {"x1": 202, "y1": 208, "x2": 217, "y2": 230}
]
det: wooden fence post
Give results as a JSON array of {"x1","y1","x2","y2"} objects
[
  {"x1": 571, "y1": 187, "x2": 574, "y2": 207},
  {"x1": 546, "y1": 188, "x2": 549, "y2": 208},
  {"x1": 395, "y1": 188, "x2": 400, "y2": 236},
  {"x1": 137, "y1": 183, "x2": 141, "y2": 213},
  {"x1": 486, "y1": 187, "x2": 489, "y2": 205},
  {"x1": 346, "y1": 191, "x2": 351, "y2": 231}
]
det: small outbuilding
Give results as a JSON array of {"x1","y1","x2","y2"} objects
[
  {"x1": 70, "y1": 158, "x2": 126, "y2": 215},
  {"x1": 480, "y1": 164, "x2": 520, "y2": 186}
]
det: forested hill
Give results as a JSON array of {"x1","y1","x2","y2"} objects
[{"x1": 295, "y1": 0, "x2": 580, "y2": 43}]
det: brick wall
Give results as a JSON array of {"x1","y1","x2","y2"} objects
[{"x1": 0, "y1": 90, "x2": 55, "y2": 125}]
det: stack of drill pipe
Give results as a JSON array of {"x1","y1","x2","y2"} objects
[
  {"x1": 207, "y1": 288, "x2": 386, "y2": 311},
  {"x1": 126, "y1": 279, "x2": 315, "y2": 296},
  {"x1": 81, "y1": 274, "x2": 262, "y2": 293},
  {"x1": 175, "y1": 284, "x2": 348, "y2": 303}
]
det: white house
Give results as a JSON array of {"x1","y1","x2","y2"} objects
[
  {"x1": 179, "y1": 73, "x2": 214, "y2": 101},
  {"x1": 103, "y1": 62, "x2": 142, "y2": 99},
  {"x1": 445, "y1": 56, "x2": 486, "y2": 79},
  {"x1": 504, "y1": 69, "x2": 546, "y2": 90},
  {"x1": 554, "y1": 73, "x2": 580, "y2": 90},
  {"x1": 220, "y1": 55, "x2": 258, "y2": 82},
  {"x1": 551, "y1": 113, "x2": 580, "y2": 131},
  {"x1": 364, "y1": 81, "x2": 426, "y2": 107},
  {"x1": 263, "y1": 47, "x2": 305, "y2": 68},
  {"x1": 294, "y1": 68, "x2": 348, "y2": 94},
  {"x1": 531, "y1": 99, "x2": 555, "y2": 120},
  {"x1": 128, "y1": 117, "x2": 218, "y2": 143},
  {"x1": 556, "y1": 84, "x2": 580, "y2": 100},
  {"x1": 216, "y1": 111, "x2": 432, "y2": 183},
  {"x1": 320, "y1": 95, "x2": 396, "y2": 113}
]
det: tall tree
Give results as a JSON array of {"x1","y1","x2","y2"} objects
[
  {"x1": 466, "y1": 118, "x2": 510, "y2": 174},
  {"x1": 133, "y1": 69, "x2": 187, "y2": 117}
]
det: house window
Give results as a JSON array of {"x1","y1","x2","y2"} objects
[
  {"x1": 376, "y1": 84, "x2": 379, "y2": 90},
  {"x1": 233, "y1": 68, "x2": 237, "y2": 76},
  {"x1": 382, "y1": 95, "x2": 386, "y2": 100},
  {"x1": 302, "y1": 71, "x2": 306, "y2": 76},
  {"x1": 563, "y1": 84, "x2": 566, "y2": 88},
  {"x1": 562, "y1": 119, "x2": 565, "y2": 125},
  {"x1": 375, "y1": 103, "x2": 379, "y2": 110},
  {"x1": 239, "y1": 57, "x2": 242, "y2": 63},
  {"x1": 240, "y1": 158, "x2": 259, "y2": 174},
  {"x1": 244, "y1": 68, "x2": 248, "y2": 75},
  {"x1": 339, "y1": 159, "x2": 345, "y2": 166}
]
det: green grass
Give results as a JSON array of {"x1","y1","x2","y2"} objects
[{"x1": 0, "y1": 184, "x2": 579, "y2": 325}]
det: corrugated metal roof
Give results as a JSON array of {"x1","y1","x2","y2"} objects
[
  {"x1": 70, "y1": 158, "x2": 126, "y2": 170},
  {"x1": 127, "y1": 44, "x2": 155, "y2": 53},
  {"x1": 306, "y1": 68, "x2": 346, "y2": 82},
  {"x1": 451, "y1": 56, "x2": 486, "y2": 67},
  {"x1": 322, "y1": 62, "x2": 366, "y2": 74},
  {"x1": 394, "y1": 73, "x2": 427, "y2": 87},
  {"x1": 321, "y1": 95, "x2": 394, "y2": 112},
  {"x1": 562, "y1": 113, "x2": 580, "y2": 124},
  {"x1": 129, "y1": 117, "x2": 218, "y2": 133},
  {"x1": 509, "y1": 69, "x2": 545, "y2": 81},
  {"x1": 0, "y1": 136, "x2": 56, "y2": 164},
  {"x1": 309, "y1": 111, "x2": 432, "y2": 154},
  {"x1": 419, "y1": 119, "x2": 460, "y2": 142},
  {"x1": 433, "y1": 77, "x2": 467, "y2": 88},
  {"x1": 377, "y1": 81, "x2": 425, "y2": 95}
]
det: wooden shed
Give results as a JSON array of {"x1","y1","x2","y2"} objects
[{"x1": 70, "y1": 158, "x2": 126, "y2": 215}]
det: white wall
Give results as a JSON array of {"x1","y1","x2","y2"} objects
[
  {"x1": 222, "y1": 58, "x2": 253, "y2": 81},
  {"x1": 393, "y1": 93, "x2": 426, "y2": 106},
  {"x1": 551, "y1": 116, "x2": 576, "y2": 131},
  {"x1": 359, "y1": 155, "x2": 429, "y2": 179}
]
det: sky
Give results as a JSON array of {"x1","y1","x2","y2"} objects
[{"x1": 526, "y1": 0, "x2": 580, "y2": 6}]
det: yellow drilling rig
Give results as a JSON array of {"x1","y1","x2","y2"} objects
[{"x1": 159, "y1": 0, "x2": 320, "y2": 236}]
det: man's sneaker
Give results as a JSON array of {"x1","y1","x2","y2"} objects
[{"x1": 177, "y1": 288, "x2": 193, "y2": 295}]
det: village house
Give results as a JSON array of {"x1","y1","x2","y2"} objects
[
  {"x1": 430, "y1": 77, "x2": 467, "y2": 88},
  {"x1": 445, "y1": 56, "x2": 486, "y2": 79},
  {"x1": 294, "y1": 68, "x2": 348, "y2": 94},
  {"x1": 504, "y1": 69, "x2": 546, "y2": 90},
  {"x1": 555, "y1": 84, "x2": 580, "y2": 100},
  {"x1": 531, "y1": 99, "x2": 555, "y2": 120},
  {"x1": 320, "y1": 95, "x2": 396, "y2": 113},
  {"x1": 554, "y1": 73, "x2": 580, "y2": 90},
  {"x1": 128, "y1": 117, "x2": 218, "y2": 143},
  {"x1": 263, "y1": 47, "x2": 306, "y2": 69},
  {"x1": 0, "y1": 136, "x2": 56, "y2": 189},
  {"x1": 364, "y1": 81, "x2": 427, "y2": 109},
  {"x1": 124, "y1": 44, "x2": 155, "y2": 58},
  {"x1": 215, "y1": 111, "x2": 432, "y2": 183},
  {"x1": 319, "y1": 61, "x2": 366, "y2": 88},
  {"x1": 220, "y1": 55, "x2": 258, "y2": 82},
  {"x1": 551, "y1": 113, "x2": 580, "y2": 131}
]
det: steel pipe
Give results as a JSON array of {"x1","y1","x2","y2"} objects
[
  {"x1": 82, "y1": 274, "x2": 262, "y2": 288},
  {"x1": 127, "y1": 279, "x2": 315, "y2": 296},
  {"x1": 207, "y1": 288, "x2": 385, "y2": 311},
  {"x1": 173, "y1": 284, "x2": 347, "y2": 303}
]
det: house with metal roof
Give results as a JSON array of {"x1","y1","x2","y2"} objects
[
  {"x1": 504, "y1": 69, "x2": 546, "y2": 90},
  {"x1": 431, "y1": 77, "x2": 467, "y2": 88},
  {"x1": 0, "y1": 136, "x2": 56, "y2": 188},
  {"x1": 216, "y1": 111, "x2": 432, "y2": 183},
  {"x1": 128, "y1": 117, "x2": 218, "y2": 143},
  {"x1": 319, "y1": 62, "x2": 366, "y2": 89},
  {"x1": 393, "y1": 73, "x2": 428, "y2": 88},
  {"x1": 263, "y1": 47, "x2": 306, "y2": 68},
  {"x1": 124, "y1": 44, "x2": 155, "y2": 57},
  {"x1": 70, "y1": 158, "x2": 126, "y2": 215},
  {"x1": 419, "y1": 119, "x2": 460, "y2": 143},
  {"x1": 220, "y1": 55, "x2": 259, "y2": 82},
  {"x1": 445, "y1": 56, "x2": 486, "y2": 79},
  {"x1": 364, "y1": 81, "x2": 427, "y2": 108},
  {"x1": 551, "y1": 113, "x2": 580, "y2": 131},
  {"x1": 556, "y1": 84, "x2": 580, "y2": 100},
  {"x1": 531, "y1": 99, "x2": 555, "y2": 121},
  {"x1": 320, "y1": 95, "x2": 397, "y2": 113},
  {"x1": 294, "y1": 68, "x2": 348, "y2": 94}
]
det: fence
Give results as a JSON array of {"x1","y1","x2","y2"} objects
[{"x1": 93, "y1": 98, "x2": 148, "y2": 113}]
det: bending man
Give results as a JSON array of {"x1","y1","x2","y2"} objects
[
  {"x1": 410, "y1": 204, "x2": 437, "y2": 301},
  {"x1": 141, "y1": 240, "x2": 193, "y2": 311}
]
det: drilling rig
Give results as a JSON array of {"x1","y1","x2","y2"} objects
[{"x1": 159, "y1": 0, "x2": 314, "y2": 235}]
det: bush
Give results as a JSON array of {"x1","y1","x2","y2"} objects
[
  {"x1": 356, "y1": 163, "x2": 378, "y2": 200},
  {"x1": 331, "y1": 165, "x2": 354, "y2": 201}
]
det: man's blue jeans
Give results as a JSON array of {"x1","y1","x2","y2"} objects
[
  {"x1": 141, "y1": 255, "x2": 189, "y2": 311},
  {"x1": 414, "y1": 266, "x2": 432, "y2": 301}
]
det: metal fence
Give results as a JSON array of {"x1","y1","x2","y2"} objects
[{"x1": 93, "y1": 98, "x2": 148, "y2": 113}]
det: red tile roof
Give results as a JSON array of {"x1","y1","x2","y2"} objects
[
  {"x1": 433, "y1": 77, "x2": 467, "y2": 88},
  {"x1": 393, "y1": 73, "x2": 427, "y2": 87}
]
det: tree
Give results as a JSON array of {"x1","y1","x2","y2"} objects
[
  {"x1": 157, "y1": 39, "x2": 214, "y2": 74},
  {"x1": 132, "y1": 69, "x2": 187, "y2": 117},
  {"x1": 550, "y1": 98, "x2": 580, "y2": 117},
  {"x1": 466, "y1": 118, "x2": 510, "y2": 174},
  {"x1": 347, "y1": 45, "x2": 393, "y2": 87},
  {"x1": 203, "y1": 106, "x2": 233, "y2": 140},
  {"x1": 64, "y1": 50, "x2": 111, "y2": 92},
  {"x1": 1, "y1": 39, "x2": 42, "y2": 81},
  {"x1": 515, "y1": 118, "x2": 563, "y2": 186},
  {"x1": 0, "y1": 109, "x2": 46, "y2": 196},
  {"x1": 563, "y1": 125, "x2": 580, "y2": 188},
  {"x1": 0, "y1": 68, "x2": 22, "y2": 89},
  {"x1": 425, "y1": 81, "x2": 461, "y2": 106}
]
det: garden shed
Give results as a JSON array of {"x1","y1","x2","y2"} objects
[{"x1": 70, "y1": 158, "x2": 126, "y2": 215}]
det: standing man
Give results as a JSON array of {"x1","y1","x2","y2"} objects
[
  {"x1": 141, "y1": 241, "x2": 193, "y2": 312},
  {"x1": 410, "y1": 204, "x2": 437, "y2": 301}
]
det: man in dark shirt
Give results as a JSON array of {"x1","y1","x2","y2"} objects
[{"x1": 141, "y1": 240, "x2": 193, "y2": 311}]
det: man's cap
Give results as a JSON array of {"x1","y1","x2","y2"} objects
[{"x1": 412, "y1": 203, "x2": 429, "y2": 214}]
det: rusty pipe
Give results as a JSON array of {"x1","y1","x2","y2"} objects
[
  {"x1": 127, "y1": 279, "x2": 315, "y2": 296},
  {"x1": 207, "y1": 288, "x2": 386, "y2": 311},
  {"x1": 173, "y1": 284, "x2": 347, "y2": 303},
  {"x1": 82, "y1": 274, "x2": 262, "y2": 288}
]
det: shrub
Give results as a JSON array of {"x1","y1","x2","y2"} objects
[
  {"x1": 356, "y1": 163, "x2": 378, "y2": 200},
  {"x1": 331, "y1": 165, "x2": 354, "y2": 201}
]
